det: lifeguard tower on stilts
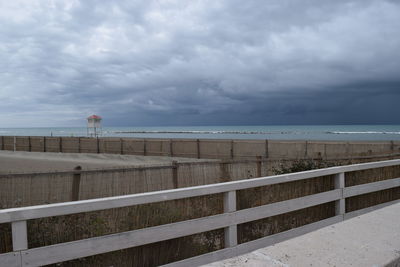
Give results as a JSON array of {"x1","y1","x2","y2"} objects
[{"x1": 87, "y1": 115, "x2": 102, "y2": 137}]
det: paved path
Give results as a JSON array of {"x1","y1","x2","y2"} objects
[{"x1": 204, "y1": 202, "x2": 400, "y2": 267}]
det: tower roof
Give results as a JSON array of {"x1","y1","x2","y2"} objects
[{"x1": 87, "y1": 114, "x2": 102, "y2": 120}]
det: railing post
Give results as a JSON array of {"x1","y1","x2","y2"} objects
[
  {"x1": 12, "y1": 220, "x2": 28, "y2": 251},
  {"x1": 335, "y1": 172, "x2": 345, "y2": 219},
  {"x1": 223, "y1": 191, "x2": 237, "y2": 247}
]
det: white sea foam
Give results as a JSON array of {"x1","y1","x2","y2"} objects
[
  {"x1": 112, "y1": 130, "x2": 302, "y2": 135},
  {"x1": 111, "y1": 130, "x2": 400, "y2": 136},
  {"x1": 328, "y1": 131, "x2": 400, "y2": 135}
]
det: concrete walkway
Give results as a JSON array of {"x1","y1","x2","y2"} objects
[{"x1": 204, "y1": 202, "x2": 400, "y2": 267}]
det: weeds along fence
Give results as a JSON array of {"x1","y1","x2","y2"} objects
[
  {"x1": 0, "y1": 159, "x2": 399, "y2": 266},
  {"x1": 1, "y1": 136, "x2": 400, "y2": 160}
]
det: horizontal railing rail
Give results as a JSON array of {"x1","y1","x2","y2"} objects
[{"x1": 0, "y1": 159, "x2": 400, "y2": 267}]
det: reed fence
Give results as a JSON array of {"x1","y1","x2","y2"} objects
[{"x1": 0, "y1": 159, "x2": 399, "y2": 267}]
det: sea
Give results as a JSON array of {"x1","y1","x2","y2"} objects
[{"x1": 0, "y1": 125, "x2": 400, "y2": 141}]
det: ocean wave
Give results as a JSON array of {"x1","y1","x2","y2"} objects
[
  {"x1": 113, "y1": 130, "x2": 308, "y2": 135},
  {"x1": 111, "y1": 130, "x2": 400, "y2": 135},
  {"x1": 328, "y1": 131, "x2": 400, "y2": 135}
]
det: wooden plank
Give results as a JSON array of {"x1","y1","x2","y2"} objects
[
  {"x1": 164, "y1": 246, "x2": 238, "y2": 267},
  {"x1": 163, "y1": 216, "x2": 343, "y2": 267},
  {"x1": 20, "y1": 213, "x2": 233, "y2": 266},
  {"x1": 343, "y1": 177, "x2": 400, "y2": 198},
  {"x1": 18, "y1": 190, "x2": 340, "y2": 266},
  {"x1": 0, "y1": 179, "x2": 339, "y2": 225},
  {"x1": 0, "y1": 252, "x2": 22, "y2": 267},
  {"x1": 235, "y1": 215, "x2": 342, "y2": 255},
  {"x1": 1, "y1": 160, "x2": 400, "y2": 223},
  {"x1": 344, "y1": 199, "x2": 400, "y2": 220},
  {"x1": 163, "y1": 247, "x2": 237, "y2": 267},
  {"x1": 339, "y1": 159, "x2": 400, "y2": 172},
  {"x1": 233, "y1": 190, "x2": 340, "y2": 225},
  {"x1": 12, "y1": 220, "x2": 28, "y2": 251}
]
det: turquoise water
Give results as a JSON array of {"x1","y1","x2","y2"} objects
[{"x1": 0, "y1": 125, "x2": 400, "y2": 141}]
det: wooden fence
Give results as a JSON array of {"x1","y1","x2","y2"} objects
[
  {"x1": 1, "y1": 136, "x2": 400, "y2": 160},
  {"x1": 0, "y1": 159, "x2": 399, "y2": 267}
]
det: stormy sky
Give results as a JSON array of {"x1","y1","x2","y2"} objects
[{"x1": 1, "y1": 0, "x2": 400, "y2": 127}]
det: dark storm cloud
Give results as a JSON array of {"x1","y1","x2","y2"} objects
[{"x1": 1, "y1": 0, "x2": 399, "y2": 126}]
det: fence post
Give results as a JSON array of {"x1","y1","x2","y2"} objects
[
  {"x1": 220, "y1": 161, "x2": 231, "y2": 182},
  {"x1": 224, "y1": 191, "x2": 237, "y2": 247},
  {"x1": 1, "y1": 136, "x2": 4, "y2": 150},
  {"x1": 143, "y1": 139, "x2": 147, "y2": 156},
  {"x1": 346, "y1": 142, "x2": 350, "y2": 160},
  {"x1": 12, "y1": 220, "x2": 28, "y2": 251},
  {"x1": 120, "y1": 138, "x2": 124, "y2": 155},
  {"x1": 230, "y1": 140, "x2": 234, "y2": 159},
  {"x1": 172, "y1": 161, "x2": 179, "y2": 188},
  {"x1": 59, "y1": 137, "x2": 62, "y2": 152},
  {"x1": 197, "y1": 139, "x2": 201, "y2": 159},
  {"x1": 13, "y1": 136, "x2": 16, "y2": 151},
  {"x1": 43, "y1": 136, "x2": 46, "y2": 152},
  {"x1": 71, "y1": 166, "x2": 82, "y2": 201},
  {"x1": 256, "y1": 156, "x2": 262, "y2": 177},
  {"x1": 305, "y1": 141, "x2": 308, "y2": 158},
  {"x1": 335, "y1": 172, "x2": 345, "y2": 219},
  {"x1": 390, "y1": 140, "x2": 394, "y2": 156}
]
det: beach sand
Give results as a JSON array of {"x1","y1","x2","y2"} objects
[{"x1": 0, "y1": 150, "x2": 216, "y2": 174}]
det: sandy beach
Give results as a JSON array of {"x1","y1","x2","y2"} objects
[{"x1": 0, "y1": 150, "x2": 215, "y2": 174}]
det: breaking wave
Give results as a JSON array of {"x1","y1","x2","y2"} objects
[
  {"x1": 113, "y1": 130, "x2": 302, "y2": 135},
  {"x1": 112, "y1": 130, "x2": 400, "y2": 135},
  {"x1": 328, "y1": 131, "x2": 400, "y2": 135}
]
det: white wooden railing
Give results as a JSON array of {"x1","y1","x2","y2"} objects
[{"x1": 1, "y1": 159, "x2": 400, "y2": 267}]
